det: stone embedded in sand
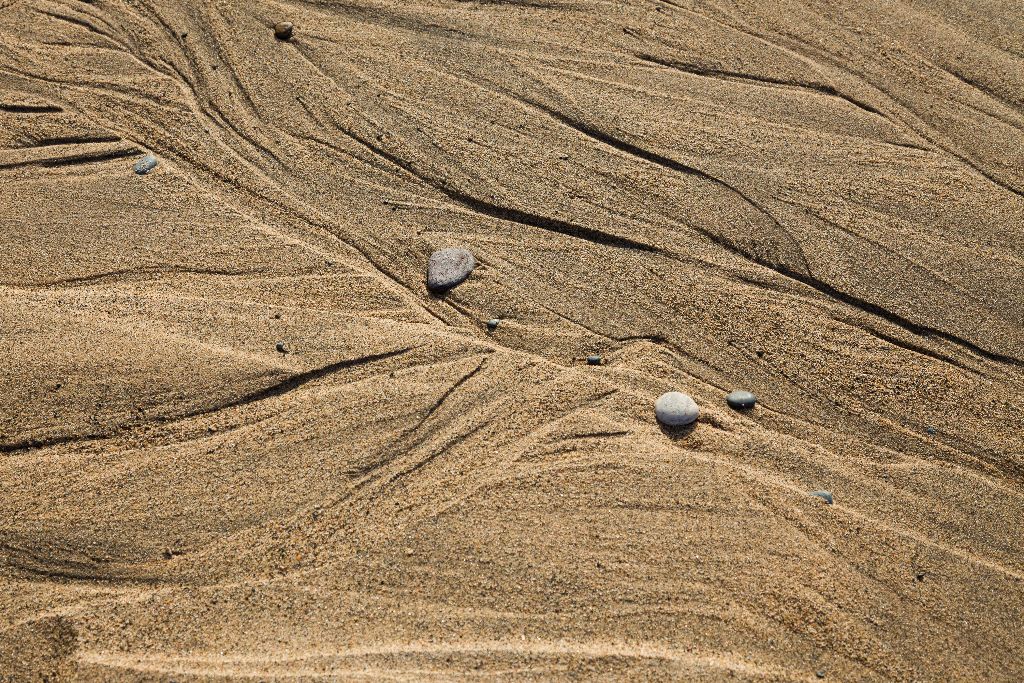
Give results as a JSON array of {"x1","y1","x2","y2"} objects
[
  {"x1": 426, "y1": 247, "x2": 475, "y2": 292},
  {"x1": 586, "y1": 355, "x2": 602, "y2": 366},
  {"x1": 133, "y1": 154, "x2": 158, "y2": 175},
  {"x1": 486, "y1": 319, "x2": 499, "y2": 331},
  {"x1": 275, "y1": 341, "x2": 287, "y2": 353},
  {"x1": 654, "y1": 392, "x2": 699, "y2": 427},
  {"x1": 274, "y1": 22, "x2": 294, "y2": 40},
  {"x1": 810, "y1": 490, "x2": 834, "y2": 505},
  {"x1": 726, "y1": 389, "x2": 757, "y2": 410}
]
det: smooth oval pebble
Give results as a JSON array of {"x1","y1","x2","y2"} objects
[
  {"x1": 275, "y1": 341, "x2": 287, "y2": 353},
  {"x1": 654, "y1": 392, "x2": 699, "y2": 427},
  {"x1": 486, "y1": 319, "x2": 499, "y2": 331},
  {"x1": 726, "y1": 389, "x2": 757, "y2": 409},
  {"x1": 133, "y1": 154, "x2": 158, "y2": 175},
  {"x1": 274, "y1": 22, "x2": 294, "y2": 40},
  {"x1": 810, "y1": 491, "x2": 834, "y2": 505},
  {"x1": 586, "y1": 355, "x2": 602, "y2": 366},
  {"x1": 426, "y1": 248, "x2": 475, "y2": 292}
]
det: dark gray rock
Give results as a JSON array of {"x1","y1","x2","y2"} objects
[
  {"x1": 426, "y1": 247, "x2": 475, "y2": 292},
  {"x1": 133, "y1": 154, "x2": 158, "y2": 175},
  {"x1": 586, "y1": 355, "x2": 602, "y2": 366},
  {"x1": 275, "y1": 341, "x2": 287, "y2": 353},
  {"x1": 274, "y1": 22, "x2": 294, "y2": 40},
  {"x1": 486, "y1": 319, "x2": 499, "y2": 332},
  {"x1": 810, "y1": 491, "x2": 833, "y2": 505},
  {"x1": 726, "y1": 389, "x2": 757, "y2": 410},
  {"x1": 654, "y1": 392, "x2": 699, "y2": 427}
]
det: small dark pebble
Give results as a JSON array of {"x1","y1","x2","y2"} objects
[
  {"x1": 275, "y1": 341, "x2": 287, "y2": 353},
  {"x1": 816, "y1": 671, "x2": 826, "y2": 679},
  {"x1": 755, "y1": 349, "x2": 765, "y2": 358},
  {"x1": 274, "y1": 21, "x2": 294, "y2": 40},
  {"x1": 586, "y1": 355, "x2": 602, "y2": 366},
  {"x1": 810, "y1": 490, "x2": 833, "y2": 505},
  {"x1": 725, "y1": 389, "x2": 756, "y2": 410},
  {"x1": 426, "y1": 247, "x2": 475, "y2": 292},
  {"x1": 926, "y1": 426, "x2": 937, "y2": 435},
  {"x1": 133, "y1": 154, "x2": 158, "y2": 175},
  {"x1": 486, "y1": 319, "x2": 499, "y2": 332}
]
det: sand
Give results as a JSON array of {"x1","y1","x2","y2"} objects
[{"x1": 1, "y1": 0, "x2": 1022, "y2": 680}]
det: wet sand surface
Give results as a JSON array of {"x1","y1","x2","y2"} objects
[{"x1": 1, "y1": 0, "x2": 1023, "y2": 680}]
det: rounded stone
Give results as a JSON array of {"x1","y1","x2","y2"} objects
[
  {"x1": 810, "y1": 490, "x2": 833, "y2": 505},
  {"x1": 726, "y1": 389, "x2": 757, "y2": 410},
  {"x1": 654, "y1": 392, "x2": 699, "y2": 427},
  {"x1": 486, "y1": 319, "x2": 499, "y2": 331},
  {"x1": 275, "y1": 341, "x2": 287, "y2": 353},
  {"x1": 586, "y1": 355, "x2": 602, "y2": 366},
  {"x1": 133, "y1": 154, "x2": 158, "y2": 175},
  {"x1": 426, "y1": 248, "x2": 475, "y2": 292},
  {"x1": 274, "y1": 22, "x2": 294, "y2": 40}
]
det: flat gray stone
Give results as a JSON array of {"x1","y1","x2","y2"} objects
[
  {"x1": 134, "y1": 154, "x2": 158, "y2": 175},
  {"x1": 586, "y1": 355, "x2": 602, "y2": 366},
  {"x1": 486, "y1": 319, "x2": 499, "y2": 331},
  {"x1": 427, "y1": 248, "x2": 475, "y2": 292},
  {"x1": 726, "y1": 389, "x2": 757, "y2": 410},
  {"x1": 810, "y1": 490, "x2": 833, "y2": 505},
  {"x1": 274, "y1": 21, "x2": 294, "y2": 40},
  {"x1": 654, "y1": 392, "x2": 699, "y2": 427}
]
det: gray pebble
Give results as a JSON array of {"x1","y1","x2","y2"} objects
[
  {"x1": 426, "y1": 247, "x2": 475, "y2": 292},
  {"x1": 133, "y1": 154, "x2": 158, "y2": 175},
  {"x1": 274, "y1": 22, "x2": 294, "y2": 40},
  {"x1": 726, "y1": 389, "x2": 757, "y2": 410},
  {"x1": 486, "y1": 319, "x2": 499, "y2": 332},
  {"x1": 275, "y1": 341, "x2": 287, "y2": 353},
  {"x1": 810, "y1": 490, "x2": 833, "y2": 505},
  {"x1": 926, "y1": 426, "x2": 937, "y2": 435},
  {"x1": 654, "y1": 392, "x2": 699, "y2": 427},
  {"x1": 586, "y1": 355, "x2": 602, "y2": 366}
]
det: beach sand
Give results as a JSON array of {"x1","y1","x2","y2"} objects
[{"x1": 1, "y1": 0, "x2": 1023, "y2": 680}]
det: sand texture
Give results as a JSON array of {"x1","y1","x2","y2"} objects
[{"x1": 1, "y1": 0, "x2": 1023, "y2": 680}]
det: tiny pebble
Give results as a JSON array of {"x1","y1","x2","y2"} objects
[
  {"x1": 926, "y1": 426, "x2": 937, "y2": 435},
  {"x1": 274, "y1": 22, "x2": 294, "y2": 40},
  {"x1": 726, "y1": 389, "x2": 757, "y2": 410},
  {"x1": 810, "y1": 490, "x2": 833, "y2": 505},
  {"x1": 486, "y1": 319, "x2": 499, "y2": 331},
  {"x1": 275, "y1": 341, "x2": 287, "y2": 353},
  {"x1": 816, "y1": 671, "x2": 826, "y2": 679},
  {"x1": 133, "y1": 154, "x2": 158, "y2": 175},
  {"x1": 586, "y1": 355, "x2": 602, "y2": 366},
  {"x1": 426, "y1": 247, "x2": 475, "y2": 292},
  {"x1": 654, "y1": 392, "x2": 699, "y2": 427}
]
